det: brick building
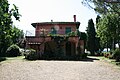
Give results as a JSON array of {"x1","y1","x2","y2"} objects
[{"x1": 25, "y1": 15, "x2": 84, "y2": 57}]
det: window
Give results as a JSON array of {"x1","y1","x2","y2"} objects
[
  {"x1": 65, "y1": 27, "x2": 71, "y2": 34},
  {"x1": 60, "y1": 27, "x2": 62, "y2": 29},
  {"x1": 51, "y1": 27, "x2": 56, "y2": 34}
]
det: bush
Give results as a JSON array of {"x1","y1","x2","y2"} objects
[
  {"x1": 6, "y1": 44, "x2": 21, "y2": 57},
  {"x1": 81, "y1": 53, "x2": 88, "y2": 59},
  {"x1": 113, "y1": 49, "x2": 120, "y2": 62},
  {"x1": 19, "y1": 48, "x2": 25, "y2": 56},
  {"x1": 104, "y1": 52, "x2": 110, "y2": 58},
  {"x1": 24, "y1": 49, "x2": 38, "y2": 60}
]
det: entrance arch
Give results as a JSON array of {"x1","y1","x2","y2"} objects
[
  {"x1": 66, "y1": 41, "x2": 71, "y2": 56},
  {"x1": 66, "y1": 41, "x2": 76, "y2": 56}
]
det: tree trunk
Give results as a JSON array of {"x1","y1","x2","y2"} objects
[
  {"x1": 107, "y1": 42, "x2": 108, "y2": 52},
  {"x1": 112, "y1": 38, "x2": 115, "y2": 50}
]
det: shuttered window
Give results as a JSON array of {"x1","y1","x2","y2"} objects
[
  {"x1": 51, "y1": 27, "x2": 57, "y2": 34},
  {"x1": 65, "y1": 27, "x2": 71, "y2": 34}
]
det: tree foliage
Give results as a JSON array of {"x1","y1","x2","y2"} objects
[
  {"x1": 97, "y1": 13, "x2": 120, "y2": 50},
  {"x1": 86, "y1": 19, "x2": 96, "y2": 55},
  {"x1": 96, "y1": 15, "x2": 101, "y2": 29},
  {"x1": 0, "y1": 0, "x2": 22, "y2": 56},
  {"x1": 82, "y1": 0, "x2": 120, "y2": 15},
  {"x1": 11, "y1": 26, "x2": 24, "y2": 44},
  {"x1": 80, "y1": 32, "x2": 87, "y2": 41},
  {"x1": 82, "y1": 0, "x2": 120, "y2": 54}
]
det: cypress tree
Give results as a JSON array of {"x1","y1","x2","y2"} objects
[{"x1": 86, "y1": 19, "x2": 96, "y2": 55}]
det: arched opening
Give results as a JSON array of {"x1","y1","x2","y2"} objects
[
  {"x1": 66, "y1": 41, "x2": 71, "y2": 56},
  {"x1": 66, "y1": 41, "x2": 76, "y2": 56}
]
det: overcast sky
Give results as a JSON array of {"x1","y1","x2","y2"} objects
[{"x1": 8, "y1": 0, "x2": 97, "y2": 33}]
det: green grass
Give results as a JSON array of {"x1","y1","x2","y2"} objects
[
  {"x1": 0, "y1": 56, "x2": 25, "y2": 63},
  {"x1": 95, "y1": 56, "x2": 120, "y2": 67},
  {"x1": 6, "y1": 56, "x2": 25, "y2": 60}
]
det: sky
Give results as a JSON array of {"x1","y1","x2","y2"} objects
[{"x1": 8, "y1": 0, "x2": 97, "y2": 34}]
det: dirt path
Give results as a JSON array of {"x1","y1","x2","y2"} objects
[{"x1": 0, "y1": 57, "x2": 120, "y2": 80}]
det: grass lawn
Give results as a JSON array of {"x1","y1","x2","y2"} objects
[
  {"x1": 6, "y1": 56, "x2": 25, "y2": 60},
  {"x1": 0, "y1": 56, "x2": 25, "y2": 63},
  {"x1": 95, "y1": 56, "x2": 120, "y2": 67},
  {"x1": 1, "y1": 55, "x2": 120, "y2": 67}
]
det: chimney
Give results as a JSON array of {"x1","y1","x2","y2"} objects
[
  {"x1": 73, "y1": 15, "x2": 76, "y2": 22},
  {"x1": 51, "y1": 20, "x2": 53, "y2": 22}
]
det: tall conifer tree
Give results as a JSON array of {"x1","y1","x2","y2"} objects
[{"x1": 86, "y1": 19, "x2": 96, "y2": 55}]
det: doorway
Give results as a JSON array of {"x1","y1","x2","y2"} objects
[{"x1": 66, "y1": 41, "x2": 71, "y2": 56}]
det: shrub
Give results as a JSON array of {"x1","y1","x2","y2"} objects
[
  {"x1": 103, "y1": 52, "x2": 110, "y2": 58},
  {"x1": 113, "y1": 49, "x2": 120, "y2": 62},
  {"x1": 24, "y1": 49, "x2": 38, "y2": 60},
  {"x1": 6, "y1": 44, "x2": 21, "y2": 57},
  {"x1": 81, "y1": 53, "x2": 88, "y2": 59},
  {"x1": 19, "y1": 48, "x2": 25, "y2": 56},
  {"x1": 108, "y1": 54, "x2": 114, "y2": 59}
]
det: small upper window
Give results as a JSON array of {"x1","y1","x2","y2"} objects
[
  {"x1": 51, "y1": 27, "x2": 56, "y2": 34},
  {"x1": 65, "y1": 27, "x2": 71, "y2": 34},
  {"x1": 60, "y1": 27, "x2": 62, "y2": 29}
]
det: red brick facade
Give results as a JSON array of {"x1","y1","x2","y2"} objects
[{"x1": 26, "y1": 22, "x2": 84, "y2": 57}]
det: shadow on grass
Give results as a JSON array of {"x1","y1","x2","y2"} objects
[
  {"x1": 0, "y1": 57, "x2": 6, "y2": 62},
  {"x1": 80, "y1": 57, "x2": 99, "y2": 62},
  {"x1": 37, "y1": 56, "x2": 100, "y2": 62}
]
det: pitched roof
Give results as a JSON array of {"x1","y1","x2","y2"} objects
[{"x1": 31, "y1": 22, "x2": 80, "y2": 28}]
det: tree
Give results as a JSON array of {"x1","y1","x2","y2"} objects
[
  {"x1": 82, "y1": 0, "x2": 120, "y2": 15},
  {"x1": 96, "y1": 15, "x2": 101, "y2": 29},
  {"x1": 80, "y1": 32, "x2": 87, "y2": 53},
  {"x1": 0, "y1": 0, "x2": 21, "y2": 56},
  {"x1": 82, "y1": 0, "x2": 120, "y2": 52},
  {"x1": 11, "y1": 26, "x2": 24, "y2": 44},
  {"x1": 95, "y1": 15, "x2": 101, "y2": 52},
  {"x1": 86, "y1": 19, "x2": 96, "y2": 55},
  {"x1": 97, "y1": 13, "x2": 120, "y2": 50}
]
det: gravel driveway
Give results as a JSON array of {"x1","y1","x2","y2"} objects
[{"x1": 0, "y1": 57, "x2": 120, "y2": 80}]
